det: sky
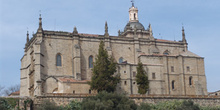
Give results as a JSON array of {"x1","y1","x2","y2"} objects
[{"x1": 0, "y1": 0, "x2": 219, "y2": 92}]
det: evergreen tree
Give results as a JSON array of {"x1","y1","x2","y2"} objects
[
  {"x1": 136, "y1": 61, "x2": 149, "y2": 94},
  {"x1": 89, "y1": 41, "x2": 120, "y2": 92}
]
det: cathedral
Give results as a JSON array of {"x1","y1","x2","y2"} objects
[{"x1": 20, "y1": 3, "x2": 207, "y2": 96}]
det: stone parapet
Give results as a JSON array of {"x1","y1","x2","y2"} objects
[{"x1": 32, "y1": 94, "x2": 220, "y2": 107}]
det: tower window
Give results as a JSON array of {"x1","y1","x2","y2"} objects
[
  {"x1": 172, "y1": 80, "x2": 175, "y2": 90},
  {"x1": 171, "y1": 66, "x2": 174, "y2": 72},
  {"x1": 119, "y1": 57, "x2": 123, "y2": 63},
  {"x1": 134, "y1": 13, "x2": 136, "y2": 20},
  {"x1": 124, "y1": 81, "x2": 127, "y2": 85},
  {"x1": 133, "y1": 72, "x2": 136, "y2": 77},
  {"x1": 187, "y1": 66, "x2": 190, "y2": 72},
  {"x1": 189, "y1": 76, "x2": 193, "y2": 86},
  {"x1": 89, "y1": 55, "x2": 93, "y2": 68},
  {"x1": 152, "y1": 73, "x2": 156, "y2": 79},
  {"x1": 56, "y1": 54, "x2": 62, "y2": 66}
]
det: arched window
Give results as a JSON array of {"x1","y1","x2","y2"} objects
[
  {"x1": 134, "y1": 13, "x2": 136, "y2": 20},
  {"x1": 189, "y1": 76, "x2": 193, "y2": 85},
  {"x1": 52, "y1": 88, "x2": 58, "y2": 93},
  {"x1": 56, "y1": 54, "x2": 62, "y2": 66},
  {"x1": 172, "y1": 80, "x2": 175, "y2": 90},
  {"x1": 89, "y1": 55, "x2": 93, "y2": 68},
  {"x1": 163, "y1": 50, "x2": 170, "y2": 55},
  {"x1": 119, "y1": 57, "x2": 123, "y2": 63}
]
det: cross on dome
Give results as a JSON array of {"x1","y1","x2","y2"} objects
[{"x1": 131, "y1": 0, "x2": 134, "y2": 7}]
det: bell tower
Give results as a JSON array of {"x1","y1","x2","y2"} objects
[{"x1": 129, "y1": 0, "x2": 139, "y2": 22}]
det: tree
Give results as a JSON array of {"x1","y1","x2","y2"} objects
[
  {"x1": 0, "y1": 86, "x2": 4, "y2": 96},
  {"x1": 136, "y1": 61, "x2": 149, "y2": 94},
  {"x1": 37, "y1": 100, "x2": 62, "y2": 110},
  {"x1": 82, "y1": 91, "x2": 137, "y2": 110},
  {"x1": 89, "y1": 41, "x2": 120, "y2": 92},
  {"x1": 2, "y1": 84, "x2": 20, "y2": 96}
]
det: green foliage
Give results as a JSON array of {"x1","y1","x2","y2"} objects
[
  {"x1": 176, "y1": 100, "x2": 200, "y2": 110},
  {"x1": 149, "y1": 100, "x2": 200, "y2": 110},
  {"x1": 0, "y1": 98, "x2": 20, "y2": 110},
  {"x1": 136, "y1": 61, "x2": 149, "y2": 94},
  {"x1": 200, "y1": 106, "x2": 220, "y2": 110},
  {"x1": 89, "y1": 41, "x2": 120, "y2": 92},
  {"x1": 6, "y1": 98, "x2": 19, "y2": 109},
  {"x1": 81, "y1": 91, "x2": 137, "y2": 110},
  {"x1": 152, "y1": 100, "x2": 183, "y2": 110},
  {"x1": 24, "y1": 99, "x2": 32, "y2": 110},
  {"x1": 37, "y1": 99, "x2": 61, "y2": 110},
  {"x1": 137, "y1": 103, "x2": 152, "y2": 110},
  {"x1": 62, "y1": 100, "x2": 82, "y2": 110},
  {"x1": 137, "y1": 100, "x2": 201, "y2": 110},
  {"x1": 0, "y1": 98, "x2": 11, "y2": 110}
]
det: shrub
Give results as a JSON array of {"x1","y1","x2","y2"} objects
[
  {"x1": 0, "y1": 98, "x2": 11, "y2": 110},
  {"x1": 62, "y1": 100, "x2": 82, "y2": 110},
  {"x1": 137, "y1": 103, "x2": 152, "y2": 110},
  {"x1": 176, "y1": 100, "x2": 200, "y2": 110},
  {"x1": 82, "y1": 91, "x2": 137, "y2": 110},
  {"x1": 37, "y1": 99, "x2": 61, "y2": 110},
  {"x1": 149, "y1": 100, "x2": 200, "y2": 110},
  {"x1": 200, "y1": 106, "x2": 220, "y2": 110}
]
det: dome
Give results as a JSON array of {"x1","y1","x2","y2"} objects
[{"x1": 124, "y1": 22, "x2": 145, "y2": 31}]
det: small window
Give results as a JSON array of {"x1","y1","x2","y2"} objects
[
  {"x1": 187, "y1": 66, "x2": 190, "y2": 72},
  {"x1": 189, "y1": 76, "x2": 193, "y2": 86},
  {"x1": 171, "y1": 66, "x2": 174, "y2": 72},
  {"x1": 124, "y1": 81, "x2": 127, "y2": 85},
  {"x1": 73, "y1": 90, "x2": 75, "y2": 94},
  {"x1": 89, "y1": 90, "x2": 91, "y2": 94},
  {"x1": 133, "y1": 72, "x2": 136, "y2": 77},
  {"x1": 172, "y1": 80, "x2": 175, "y2": 90},
  {"x1": 163, "y1": 50, "x2": 170, "y2": 55},
  {"x1": 56, "y1": 54, "x2": 62, "y2": 66},
  {"x1": 119, "y1": 57, "x2": 123, "y2": 63},
  {"x1": 124, "y1": 71, "x2": 126, "y2": 73},
  {"x1": 152, "y1": 73, "x2": 156, "y2": 79},
  {"x1": 89, "y1": 55, "x2": 93, "y2": 68},
  {"x1": 133, "y1": 82, "x2": 136, "y2": 84}
]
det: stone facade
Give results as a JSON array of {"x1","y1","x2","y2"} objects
[{"x1": 20, "y1": 4, "x2": 207, "y2": 96}]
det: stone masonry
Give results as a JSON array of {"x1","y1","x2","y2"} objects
[{"x1": 20, "y1": 3, "x2": 207, "y2": 97}]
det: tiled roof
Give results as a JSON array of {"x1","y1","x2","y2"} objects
[{"x1": 9, "y1": 91, "x2": 20, "y2": 96}]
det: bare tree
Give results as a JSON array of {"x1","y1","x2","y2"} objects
[
  {"x1": 2, "y1": 84, "x2": 20, "y2": 96},
  {"x1": 0, "y1": 85, "x2": 5, "y2": 96}
]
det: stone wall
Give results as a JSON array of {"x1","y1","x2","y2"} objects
[
  {"x1": 32, "y1": 94, "x2": 220, "y2": 108},
  {"x1": 130, "y1": 95, "x2": 220, "y2": 107},
  {"x1": 4, "y1": 95, "x2": 220, "y2": 110}
]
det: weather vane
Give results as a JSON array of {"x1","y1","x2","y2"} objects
[{"x1": 131, "y1": 0, "x2": 134, "y2": 7}]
